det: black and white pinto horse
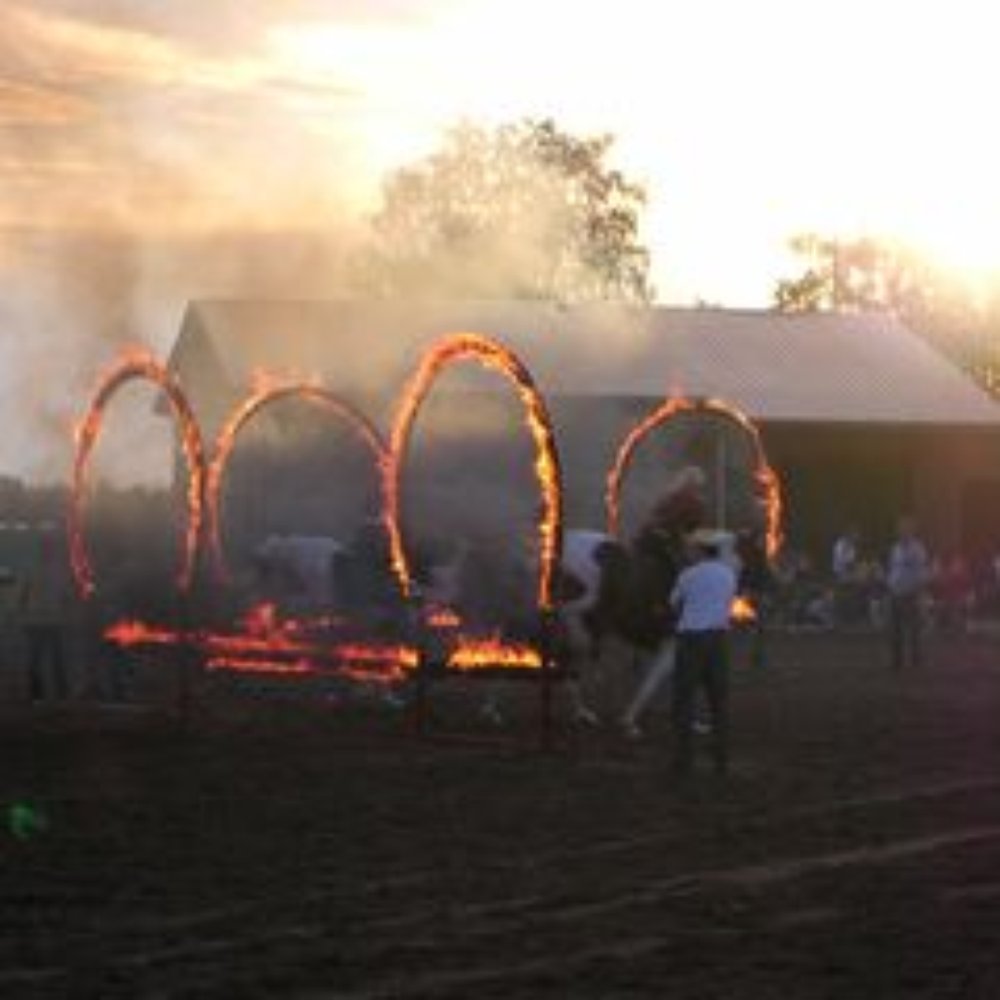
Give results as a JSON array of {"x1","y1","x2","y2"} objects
[{"x1": 555, "y1": 520, "x2": 692, "y2": 733}]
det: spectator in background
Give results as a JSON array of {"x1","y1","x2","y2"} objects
[
  {"x1": 886, "y1": 514, "x2": 932, "y2": 671},
  {"x1": 931, "y1": 552, "x2": 973, "y2": 634},
  {"x1": 19, "y1": 530, "x2": 72, "y2": 702},
  {"x1": 776, "y1": 550, "x2": 832, "y2": 629},
  {"x1": 831, "y1": 525, "x2": 863, "y2": 627},
  {"x1": 855, "y1": 552, "x2": 888, "y2": 629}
]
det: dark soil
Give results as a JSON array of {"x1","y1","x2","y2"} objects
[{"x1": 4, "y1": 629, "x2": 1000, "y2": 998}]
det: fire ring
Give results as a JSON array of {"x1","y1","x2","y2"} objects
[
  {"x1": 68, "y1": 351, "x2": 206, "y2": 599},
  {"x1": 205, "y1": 380, "x2": 388, "y2": 583},
  {"x1": 384, "y1": 333, "x2": 564, "y2": 612},
  {"x1": 605, "y1": 395, "x2": 783, "y2": 557}
]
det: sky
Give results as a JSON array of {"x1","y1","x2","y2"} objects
[{"x1": 2, "y1": 0, "x2": 1000, "y2": 481}]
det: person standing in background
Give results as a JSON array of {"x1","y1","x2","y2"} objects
[
  {"x1": 886, "y1": 514, "x2": 932, "y2": 671},
  {"x1": 19, "y1": 529, "x2": 72, "y2": 702},
  {"x1": 831, "y1": 525, "x2": 861, "y2": 627}
]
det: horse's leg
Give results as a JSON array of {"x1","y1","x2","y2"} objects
[
  {"x1": 479, "y1": 680, "x2": 505, "y2": 726},
  {"x1": 561, "y1": 612, "x2": 601, "y2": 726},
  {"x1": 620, "y1": 637, "x2": 676, "y2": 737},
  {"x1": 564, "y1": 676, "x2": 600, "y2": 726}
]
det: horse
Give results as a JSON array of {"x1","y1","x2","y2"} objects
[
  {"x1": 554, "y1": 467, "x2": 754, "y2": 735},
  {"x1": 555, "y1": 519, "x2": 689, "y2": 732}
]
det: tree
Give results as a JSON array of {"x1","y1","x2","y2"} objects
[
  {"x1": 355, "y1": 118, "x2": 652, "y2": 303},
  {"x1": 772, "y1": 233, "x2": 947, "y2": 314},
  {"x1": 774, "y1": 232, "x2": 1000, "y2": 394}
]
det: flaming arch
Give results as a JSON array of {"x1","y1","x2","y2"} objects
[
  {"x1": 205, "y1": 378, "x2": 388, "y2": 582},
  {"x1": 69, "y1": 350, "x2": 206, "y2": 599},
  {"x1": 606, "y1": 396, "x2": 783, "y2": 558},
  {"x1": 385, "y1": 333, "x2": 564, "y2": 611}
]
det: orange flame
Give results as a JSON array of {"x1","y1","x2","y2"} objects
[
  {"x1": 447, "y1": 635, "x2": 542, "y2": 671},
  {"x1": 385, "y1": 333, "x2": 563, "y2": 611},
  {"x1": 104, "y1": 606, "x2": 547, "y2": 683},
  {"x1": 205, "y1": 379, "x2": 387, "y2": 583},
  {"x1": 730, "y1": 595, "x2": 758, "y2": 622},
  {"x1": 104, "y1": 613, "x2": 418, "y2": 681},
  {"x1": 104, "y1": 619, "x2": 184, "y2": 647},
  {"x1": 69, "y1": 348, "x2": 205, "y2": 599},
  {"x1": 204, "y1": 649, "x2": 414, "y2": 684},
  {"x1": 424, "y1": 605, "x2": 462, "y2": 628},
  {"x1": 205, "y1": 656, "x2": 315, "y2": 676},
  {"x1": 333, "y1": 643, "x2": 419, "y2": 673},
  {"x1": 605, "y1": 395, "x2": 783, "y2": 557},
  {"x1": 240, "y1": 601, "x2": 279, "y2": 636}
]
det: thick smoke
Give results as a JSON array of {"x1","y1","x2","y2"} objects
[
  {"x1": 0, "y1": 1, "x2": 383, "y2": 484},
  {"x1": 0, "y1": 227, "x2": 363, "y2": 485}
]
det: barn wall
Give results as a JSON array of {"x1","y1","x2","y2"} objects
[{"x1": 762, "y1": 424, "x2": 1000, "y2": 564}]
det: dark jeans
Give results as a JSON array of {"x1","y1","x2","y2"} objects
[
  {"x1": 25, "y1": 625, "x2": 68, "y2": 701},
  {"x1": 672, "y1": 629, "x2": 729, "y2": 775},
  {"x1": 746, "y1": 592, "x2": 770, "y2": 669},
  {"x1": 889, "y1": 593, "x2": 922, "y2": 670}
]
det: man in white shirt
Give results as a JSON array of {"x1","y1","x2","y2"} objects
[
  {"x1": 669, "y1": 530, "x2": 738, "y2": 777},
  {"x1": 886, "y1": 514, "x2": 931, "y2": 670}
]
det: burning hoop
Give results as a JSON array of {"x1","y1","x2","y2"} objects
[
  {"x1": 205, "y1": 376, "x2": 388, "y2": 583},
  {"x1": 68, "y1": 350, "x2": 206, "y2": 599},
  {"x1": 384, "y1": 332, "x2": 564, "y2": 613},
  {"x1": 605, "y1": 395, "x2": 783, "y2": 558}
]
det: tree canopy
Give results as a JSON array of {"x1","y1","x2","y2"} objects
[
  {"x1": 773, "y1": 232, "x2": 1000, "y2": 394},
  {"x1": 355, "y1": 118, "x2": 652, "y2": 304},
  {"x1": 772, "y1": 234, "x2": 950, "y2": 315}
]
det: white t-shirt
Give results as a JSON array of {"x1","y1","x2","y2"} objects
[
  {"x1": 887, "y1": 537, "x2": 931, "y2": 597},
  {"x1": 671, "y1": 558, "x2": 737, "y2": 633},
  {"x1": 832, "y1": 536, "x2": 857, "y2": 580}
]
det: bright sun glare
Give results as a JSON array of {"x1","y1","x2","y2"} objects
[{"x1": 266, "y1": 2, "x2": 1000, "y2": 300}]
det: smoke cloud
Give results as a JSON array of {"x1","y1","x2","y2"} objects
[{"x1": 0, "y1": 1, "x2": 378, "y2": 483}]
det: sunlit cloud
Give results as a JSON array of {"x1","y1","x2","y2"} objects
[
  {"x1": 0, "y1": 1, "x2": 998, "y2": 290},
  {"x1": 0, "y1": 78, "x2": 94, "y2": 125}
]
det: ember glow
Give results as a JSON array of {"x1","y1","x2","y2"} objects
[
  {"x1": 69, "y1": 349, "x2": 206, "y2": 598},
  {"x1": 385, "y1": 333, "x2": 564, "y2": 611},
  {"x1": 730, "y1": 595, "x2": 758, "y2": 622},
  {"x1": 104, "y1": 609, "x2": 542, "y2": 681},
  {"x1": 103, "y1": 612, "x2": 417, "y2": 679},
  {"x1": 105, "y1": 618, "x2": 183, "y2": 648},
  {"x1": 204, "y1": 657, "x2": 315, "y2": 677},
  {"x1": 206, "y1": 376, "x2": 388, "y2": 582},
  {"x1": 447, "y1": 635, "x2": 542, "y2": 671},
  {"x1": 424, "y1": 604, "x2": 462, "y2": 629},
  {"x1": 605, "y1": 395, "x2": 783, "y2": 557}
]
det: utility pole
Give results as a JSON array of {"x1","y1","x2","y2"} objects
[{"x1": 831, "y1": 238, "x2": 843, "y2": 311}]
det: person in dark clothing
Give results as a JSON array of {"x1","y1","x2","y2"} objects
[
  {"x1": 886, "y1": 514, "x2": 931, "y2": 670},
  {"x1": 19, "y1": 531, "x2": 71, "y2": 702},
  {"x1": 736, "y1": 526, "x2": 774, "y2": 669}
]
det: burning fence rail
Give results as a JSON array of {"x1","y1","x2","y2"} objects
[{"x1": 104, "y1": 602, "x2": 547, "y2": 689}]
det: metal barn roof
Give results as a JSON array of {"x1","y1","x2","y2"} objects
[{"x1": 170, "y1": 299, "x2": 1000, "y2": 427}]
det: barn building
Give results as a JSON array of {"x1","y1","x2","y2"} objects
[{"x1": 165, "y1": 300, "x2": 1000, "y2": 568}]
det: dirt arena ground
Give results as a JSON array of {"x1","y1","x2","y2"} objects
[{"x1": 4, "y1": 628, "x2": 1000, "y2": 998}]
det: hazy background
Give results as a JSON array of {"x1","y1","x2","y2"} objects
[{"x1": 3, "y1": 0, "x2": 998, "y2": 484}]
